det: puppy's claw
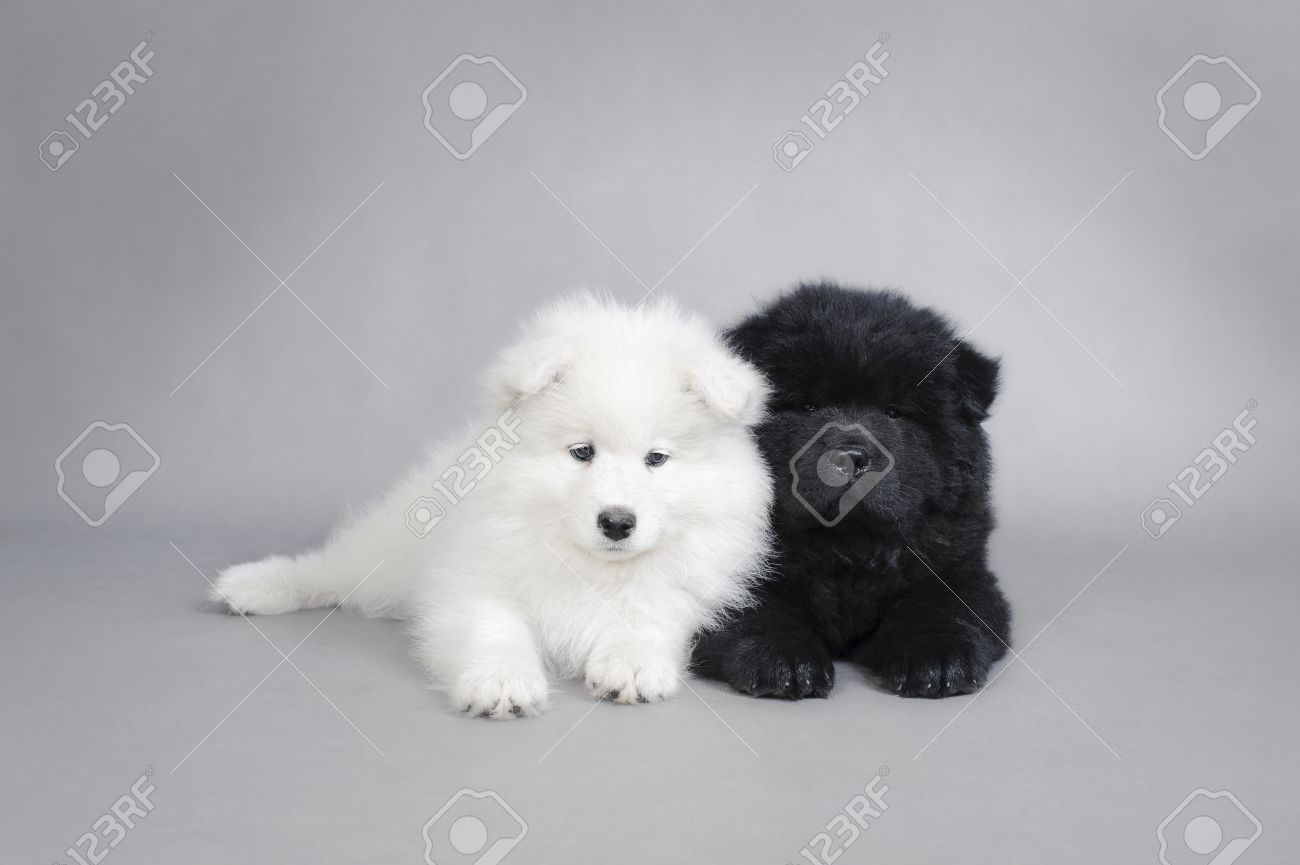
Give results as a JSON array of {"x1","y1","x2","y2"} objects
[
  {"x1": 584, "y1": 652, "x2": 680, "y2": 704},
  {"x1": 451, "y1": 668, "x2": 548, "y2": 720},
  {"x1": 720, "y1": 636, "x2": 836, "y2": 700},
  {"x1": 866, "y1": 629, "x2": 994, "y2": 699}
]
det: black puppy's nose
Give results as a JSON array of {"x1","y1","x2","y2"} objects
[
  {"x1": 597, "y1": 508, "x2": 636, "y2": 541},
  {"x1": 825, "y1": 446, "x2": 873, "y2": 478}
]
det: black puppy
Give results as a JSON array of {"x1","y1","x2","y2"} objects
[{"x1": 693, "y1": 283, "x2": 1011, "y2": 698}]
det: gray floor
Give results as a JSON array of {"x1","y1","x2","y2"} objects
[{"x1": 4, "y1": 527, "x2": 1294, "y2": 864}]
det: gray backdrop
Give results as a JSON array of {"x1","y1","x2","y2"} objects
[{"x1": 3, "y1": 1, "x2": 1297, "y2": 863}]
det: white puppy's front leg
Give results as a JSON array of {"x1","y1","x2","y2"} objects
[
  {"x1": 584, "y1": 623, "x2": 688, "y2": 704},
  {"x1": 413, "y1": 594, "x2": 549, "y2": 720}
]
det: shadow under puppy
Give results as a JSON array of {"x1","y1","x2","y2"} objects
[
  {"x1": 214, "y1": 293, "x2": 773, "y2": 718},
  {"x1": 693, "y1": 282, "x2": 1011, "y2": 698}
]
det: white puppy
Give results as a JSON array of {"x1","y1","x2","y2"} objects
[{"x1": 213, "y1": 294, "x2": 772, "y2": 718}]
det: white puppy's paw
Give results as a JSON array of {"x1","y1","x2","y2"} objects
[
  {"x1": 452, "y1": 667, "x2": 549, "y2": 720},
  {"x1": 585, "y1": 649, "x2": 681, "y2": 704},
  {"x1": 212, "y1": 556, "x2": 303, "y2": 615}
]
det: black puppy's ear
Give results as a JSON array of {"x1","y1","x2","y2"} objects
[{"x1": 953, "y1": 343, "x2": 1000, "y2": 420}]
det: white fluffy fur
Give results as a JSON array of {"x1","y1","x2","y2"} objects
[{"x1": 213, "y1": 293, "x2": 773, "y2": 719}]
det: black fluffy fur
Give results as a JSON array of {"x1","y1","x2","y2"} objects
[{"x1": 692, "y1": 283, "x2": 1012, "y2": 699}]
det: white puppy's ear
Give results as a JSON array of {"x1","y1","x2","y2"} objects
[
  {"x1": 686, "y1": 344, "x2": 770, "y2": 426},
  {"x1": 488, "y1": 335, "x2": 573, "y2": 406}
]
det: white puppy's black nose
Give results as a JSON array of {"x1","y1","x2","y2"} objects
[{"x1": 597, "y1": 508, "x2": 636, "y2": 541}]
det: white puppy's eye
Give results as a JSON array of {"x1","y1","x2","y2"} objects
[
  {"x1": 569, "y1": 444, "x2": 595, "y2": 462},
  {"x1": 644, "y1": 450, "x2": 670, "y2": 468}
]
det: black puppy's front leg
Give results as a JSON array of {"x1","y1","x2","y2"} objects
[
  {"x1": 855, "y1": 566, "x2": 1010, "y2": 698},
  {"x1": 692, "y1": 597, "x2": 835, "y2": 699}
]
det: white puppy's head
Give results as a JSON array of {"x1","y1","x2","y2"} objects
[{"x1": 487, "y1": 293, "x2": 769, "y2": 563}]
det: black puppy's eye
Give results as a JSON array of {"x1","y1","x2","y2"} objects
[
  {"x1": 803, "y1": 404, "x2": 818, "y2": 413},
  {"x1": 569, "y1": 444, "x2": 595, "y2": 462},
  {"x1": 884, "y1": 405, "x2": 902, "y2": 419},
  {"x1": 645, "y1": 450, "x2": 670, "y2": 468}
]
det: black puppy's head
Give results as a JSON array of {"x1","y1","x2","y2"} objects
[{"x1": 729, "y1": 283, "x2": 999, "y2": 536}]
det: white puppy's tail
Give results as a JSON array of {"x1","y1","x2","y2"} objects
[
  {"x1": 211, "y1": 551, "x2": 336, "y2": 616},
  {"x1": 212, "y1": 481, "x2": 428, "y2": 618},
  {"x1": 211, "y1": 437, "x2": 471, "y2": 618},
  {"x1": 212, "y1": 543, "x2": 408, "y2": 618}
]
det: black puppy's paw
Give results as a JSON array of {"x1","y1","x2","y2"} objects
[
  {"x1": 723, "y1": 635, "x2": 835, "y2": 699},
  {"x1": 866, "y1": 629, "x2": 996, "y2": 698}
]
